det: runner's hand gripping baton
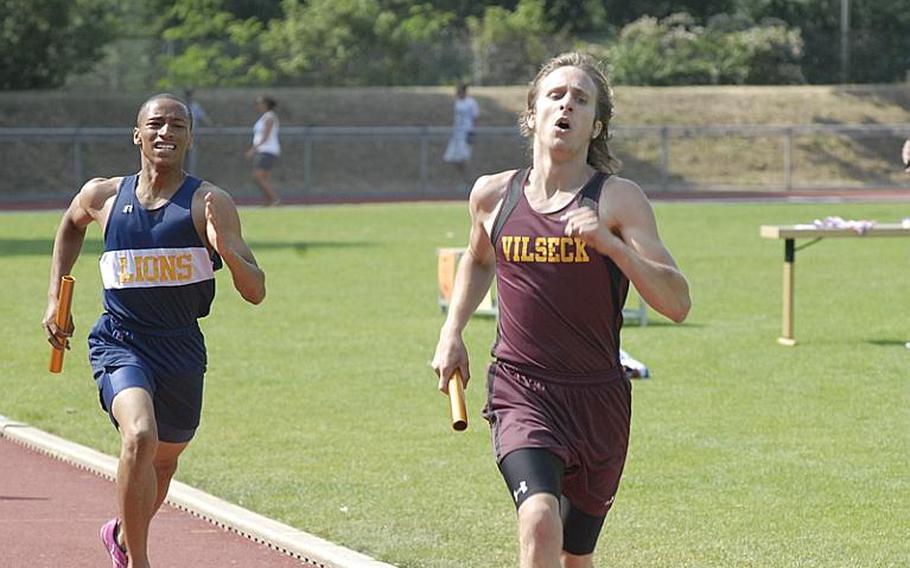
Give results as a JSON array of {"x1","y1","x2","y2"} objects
[
  {"x1": 448, "y1": 369, "x2": 468, "y2": 431},
  {"x1": 49, "y1": 275, "x2": 75, "y2": 374}
]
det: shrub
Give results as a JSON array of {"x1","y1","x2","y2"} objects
[{"x1": 603, "y1": 12, "x2": 805, "y2": 86}]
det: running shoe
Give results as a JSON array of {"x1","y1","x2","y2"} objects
[{"x1": 100, "y1": 518, "x2": 128, "y2": 568}]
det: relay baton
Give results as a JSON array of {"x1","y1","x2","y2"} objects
[
  {"x1": 448, "y1": 369, "x2": 468, "y2": 431},
  {"x1": 49, "y1": 275, "x2": 75, "y2": 374}
]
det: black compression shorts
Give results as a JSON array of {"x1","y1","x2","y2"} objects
[{"x1": 499, "y1": 448, "x2": 608, "y2": 555}]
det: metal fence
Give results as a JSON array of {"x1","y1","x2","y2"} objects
[{"x1": 1, "y1": 123, "x2": 908, "y2": 202}]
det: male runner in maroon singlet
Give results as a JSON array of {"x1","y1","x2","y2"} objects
[{"x1": 432, "y1": 52, "x2": 690, "y2": 568}]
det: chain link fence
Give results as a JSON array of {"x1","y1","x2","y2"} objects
[{"x1": 1, "y1": 123, "x2": 908, "y2": 203}]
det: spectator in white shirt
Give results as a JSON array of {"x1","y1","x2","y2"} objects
[
  {"x1": 245, "y1": 95, "x2": 281, "y2": 206},
  {"x1": 443, "y1": 83, "x2": 480, "y2": 192}
]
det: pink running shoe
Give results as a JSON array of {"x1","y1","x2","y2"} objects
[{"x1": 100, "y1": 518, "x2": 128, "y2": 568}]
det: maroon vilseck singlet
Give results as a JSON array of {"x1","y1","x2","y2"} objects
[
  {"x1": 491, "y1": 168, "x2": 629, "y2": 378},
  {"x1": 484, "y1": 168, "x2": 633, "y2": 517}
]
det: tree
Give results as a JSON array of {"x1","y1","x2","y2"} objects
[
  {"x1": 378, "y1": 3, "x2": 467, "y2": 85},
  {"x1": 156, "y1": 0, "x2": 276, "y2": 87},
  {"x1": 602, "y1": 0, "x2": 737, "y2": 26},
  {"x1": 222, "y1": 0, "x2": 283, "y2": 22},
  {"x1": 264, "y1": 0, "x2": 464, "y2": 86},
  {"x1": 64, "y1": 0, "x2": 169, "y2": 90},
  {"x1": 263, "y1": 0, "x2": 390, "y2": 85},
  {"x1": 0, "y1": 0, "x2": 117, "y2": 89},
  {"x1": 735, "y1": 0, "x2": 910, "y2": 83},
  {"x1": 383, "y1": 0, "x2": 496, "y2": 23},
  {"x1": 542, "y1": 0, "x2": 608, "y2": 35},
  {"x1": 468, "y1": 0, "x2": 567, "y2": 85},
  {"x1": 603, "y1": 12, "x2": 804, "y2": 86}
]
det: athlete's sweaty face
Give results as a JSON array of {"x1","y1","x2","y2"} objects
[
  {"x1": 529, "y1": 66, "x2": 598, "y2": 157},
  {"x1": 133, "y1": 98, "x2": 192, "y2": 168}
]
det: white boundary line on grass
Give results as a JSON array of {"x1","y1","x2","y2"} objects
[{"x1": 0, "y1": 414, "x2": 397, "y2": 568}]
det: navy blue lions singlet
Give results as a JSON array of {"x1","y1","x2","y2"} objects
[{"x1": 99, "y1": 174, "x2": 221, "y2": 330}]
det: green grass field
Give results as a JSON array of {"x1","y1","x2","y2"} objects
[{"x1": 2, "y1": 200, "x2": 908, "y2": 567}]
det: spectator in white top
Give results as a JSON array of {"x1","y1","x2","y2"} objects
[
  {"x1": 443, "y1": 83, "x2": 480, "y2": 191},
  {"x1": 246, "y1": 95, "x2": 281, "y2": 206}
]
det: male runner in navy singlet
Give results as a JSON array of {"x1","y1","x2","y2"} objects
[
  {"x1": 43, "y1": 94, "x2": 266, "y2": 568},
  {"x1": 432, "y1": 53, "x2": 690, "y2": 567}
]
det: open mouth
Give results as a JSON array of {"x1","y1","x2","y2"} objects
[
  {"x1": 153, "y1": 142, "x2": 177, "y2": 150},
  {"x1": 555, "y1": 118, "x2": 571, "y2": 131}
]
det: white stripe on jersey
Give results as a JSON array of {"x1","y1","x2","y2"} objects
[{"x1": 100, "y1": 247, "x2": 214, "y2": 289}]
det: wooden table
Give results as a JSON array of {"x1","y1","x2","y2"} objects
[{"x1": 760, "y1": 223, "x2": 910, "y2": 345}]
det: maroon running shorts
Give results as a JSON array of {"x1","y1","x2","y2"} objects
[{"x1": 482, "y1": 359, "x2": 632, "y2": 516}]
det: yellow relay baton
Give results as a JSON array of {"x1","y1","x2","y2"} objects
[
  {"x1": 448, "y1": 369, "x2": 468, "y2": 431},
  {"x1": 49, "y1": 275, "x2": 75, "y2": 374}
]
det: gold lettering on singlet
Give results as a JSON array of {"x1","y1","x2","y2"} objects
[
  {"x1": 560, "y1": 237, "x2": 574, "y2": 262},
  {"x1": 519, "y1": 236, "x2": 534, "y2": 262},
  {"x1": 177, "y1": 253, "x2": 193, "y2": 279},
  {"x1": 134, "y1": 256, "x2": 145, "y2": 281},
  {"x1": 546, "y1": 237, "x2": 561, "y2": 262},
  {"x1": 534, "y1": 237, "x2": 548, "y2": 262},
  {"x1": 501, "y1": 236, "x2": 514, "y2": 260},
  {"x1": 118, "y1": 255, "x2": 133, "y2": 283},
  {"x1": 158, "y1": 255, "x2": 176, "y2": 281},
  {"x1": 142, "y1": 256, "x2": 158, "y2": 282},
  {"x1": 117, "y1": 252, "x2": 195, "y2": 284},
  {"x1": 574, "y1": 238, "x2": 590, "y2": 262},
  {"x1": 499, "y1": 235, "x2": 592, "y2": 264}
]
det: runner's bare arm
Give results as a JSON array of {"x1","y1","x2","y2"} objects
[
  {"x1": 43, "y1": 178, "x2": 119, "y2": 346},
  {"x1": 196, "y1": 184, "x2": 266, "y2": 305},
  {"x1": 431, "y1": 170, "x2": 512, "y2": 391},
  {"x1": 562, "y1": 176, "x2": 690, "y2": 323}
]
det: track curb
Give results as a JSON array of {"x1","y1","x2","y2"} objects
[{"x1": 0, "y1": 414, "x2": 397, "y2": 568}]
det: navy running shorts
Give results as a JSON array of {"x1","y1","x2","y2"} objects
[{"x1": 88, "y1": 313, "x2": 206, "y2": 443}]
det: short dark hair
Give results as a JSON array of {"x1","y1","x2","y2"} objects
[
  {"x1": 257, "y1": 95, "x2": 277, "y2": 110},
  {"x1": 138, "y1": 93, "x2": 193, "y2": 131}
]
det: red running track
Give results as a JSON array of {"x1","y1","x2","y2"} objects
[{"x1": 0, "y1": 437, "x2": 317, "y2": 567}]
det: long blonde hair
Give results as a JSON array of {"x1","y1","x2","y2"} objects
[{"x1": 518, "y1": 52, "x2": 621, "y2": 174}]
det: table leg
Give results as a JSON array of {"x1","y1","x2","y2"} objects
[{"x1": 778, "y1": 238, "x2": 796, "y2": 346}]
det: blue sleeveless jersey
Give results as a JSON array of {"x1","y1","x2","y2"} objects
[{"x1": 99, "y1": 174, "x2": 222, "y2": 330}]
